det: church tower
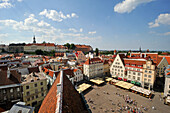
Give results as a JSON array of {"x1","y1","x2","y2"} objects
[
  {"x1": 139, "y1": 46, "x2": 141, "y2": 52},
  {"x1": 33, "y1": 35, "x2": 36, "y2": 43}
]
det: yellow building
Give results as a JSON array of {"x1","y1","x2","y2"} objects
[
  {"x1": 22, "y1": 72, "x2": 47, "y2": 107},
  {"x1": 142, "y1": 60, "x2": 156, "y2": 90}
]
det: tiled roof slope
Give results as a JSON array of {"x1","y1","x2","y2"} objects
[
  {"x1": 38, "y1": 72, "x2": 61, "y2": 113},
  {"x1": 62, "y1": 72, "x2": 88, "y2": 113},
  {"x1": 38, "y1": 71, "x2": 88, "y2": 113}
]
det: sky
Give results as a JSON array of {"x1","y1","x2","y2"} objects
[{"x1": 0, "y1": 0, "x2": 170, "y2": 50}]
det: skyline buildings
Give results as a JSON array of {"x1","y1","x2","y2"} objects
[{"x1": 0, "y1": 0, "x2": 170, "y2": 50}]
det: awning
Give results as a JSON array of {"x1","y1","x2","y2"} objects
[
  {"x1": 131, "y1": 81, "x2": 136, "y2": 84},
  {"x1": 118, "y1": 77, "x2": 122, "y2": 80},
  {"x1": 123, "y1": 78, "x2": 127, "y2": 81},
  {"x1": 135, "y1": 82, "x2": 141, "y2": 86}
]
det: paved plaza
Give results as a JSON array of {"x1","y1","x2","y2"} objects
[{"x1": 84, "y1": 83, "x2": 170, "y2": 113}]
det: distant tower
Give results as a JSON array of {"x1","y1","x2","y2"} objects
[
  {"x1": 139, "y1": 46, "x2": 141, "y2": 52},
  {"x1": 114, "y1": 49, "x2": 117, "y2": 55},
  {"x1": 33, "y1": 35, "x2": 36, "y2": 43}
]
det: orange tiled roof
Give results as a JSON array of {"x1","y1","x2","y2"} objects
[{"x1": 84, "y1": 58, "x2": 103, "y2": 65}]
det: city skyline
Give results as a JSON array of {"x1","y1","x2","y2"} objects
[{"x1": 0, "y1": 0, "x2": 170, "y2": 50}]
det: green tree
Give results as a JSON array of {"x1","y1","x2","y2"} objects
[
  {"x1": 95, "y1": 48, "x2": 99, "y2": 56},
  {"x1": 35, "y1": 49, "x2": 43, "y2": 55},
  {"x1": 70, "y1": 43, "x2": 75, "y2": 49},
  {"x1": 43, "y1": 41, "x2": 46, "y2": 44},
  {"x1": 64, "y1": 43, "x2": 70, "y2": 49}
]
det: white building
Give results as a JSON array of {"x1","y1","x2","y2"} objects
[
  {"x1": 83, "y1": 58, "x2": 103, "y2": 80},
  {"x1": 110, "y1": 54, "x2": 126, "y2": 79},
  {"x1": 164, "y1": 65, "x2": 170, "y2": 104}
]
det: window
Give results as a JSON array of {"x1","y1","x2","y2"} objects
[
  {"x1": 137, "y1": 77, "x2": 140, "y2": 81},
  {"x1": 148, "y1": 79, "x2": 151, "y2": 83},
  {"x1": 34, "y1": 83, "x2": 37, "y2": 87},
  {"x1": 145, "y1": 70, "x2": 147, "y2": 73},
  {"x1": 17, "y1": 88, "x2": 20, "y2": 92},
  {"x1": 148, "y1": 75, "x2": 152, "y2": 78},
  {"x1": 10, "y1": 88, "x2": 13, "y2": 93},
  {"x1": 41, "y1": 82, "x2": 43, "y2": 85},
  {"x1": 144, "y1": 78, "x2": 147, "y2": 81},
  {"x1": 36, "y1": 95, "x2": 38, "y2": 98},
  {"x1": 11, "y1": 94, "x2": 14, "y2": 99},
  {"x1": 35, "y1": 89, "x2": 38, "y2": 93},
  {"x1": 133, "y1": 76, "x2": 135, "y2": 79},
  {"x1": 26, "y1": 86, "x2": 29, "y2": 89},
  {"x1": 3, "y1": 90, "x2": 6, "y2": 94},
  {"x1": 27, "y1": 98, "x2": 30, "y2": 101},
  {"x1": 147, "y1": 66, "x2": 150, "y2": 69},
  {"x1": 169, "y1": 85, "x2": 170, "y2": 88},
  {"x1": 138, "y1": 73, "x2": 140, "y2": 76},
  {"x1": 27, "y1": 92, "x2": 30, "y2": 96},
  {"x1": 4, "y1": 96, "x2": 7, "y2": 100},
  {"x1": 32, "y1": 96, "x2": 34, "y2": 100},
  {"x1": 41, "y1": 87, "x2": 43, "y2": 91},
  {"x1": 169, "y1": 90, "x2": 170, "y2": 93},
  {"x1": 41, "y1": 93, "x2": 44, "y2": 96},
  {"x1": 128, "y1": 75, "x2": 131, "y2": 78},
  {"x1": 121, "y1": 70, "x2": 123, "y2": 72},
  {"x1": 149, "y1": 71, "x2": 152, "y2": 73},
  {"x1": 133, "y1": 72, "x2": 136, "y2": 75},
  {"x1": 144, "y1": 74, "x2": 147, "y2": 77}
]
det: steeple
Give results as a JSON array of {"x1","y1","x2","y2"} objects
[
  {"x1": 139, "y1": 46, "x2": 141, "y2": 52},
  {"x1": 33, "y1": 35, "x2": 36, "y2": 43}
]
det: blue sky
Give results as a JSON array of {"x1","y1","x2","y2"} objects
[{"x1": 0, "y1": 0, "x2": 170, "y2": 50}]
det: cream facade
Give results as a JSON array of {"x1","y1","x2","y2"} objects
[
  {"x1": 142, "y1": 60, "x2": 156, "y2": 90},
  {"x1": 156, "y1": 57, "x2": 168, "y2": 77},
  {"x1": 22, "y1": 73, "x2": 47, "y2": 107},
  {"x1": 83, "y1": 58, "x2": 103, "y2": 80},
  {"x1": 24, "y1": 45, "x2": 44, "y2": 52},
  {"x1": 164, "y1": 65, "x2": 170, "y2": 97},
  {"x1": 110, "y1": 54, "x2": 125, "y2": 78},
  {"x1": 73, "y1": 69, "x2": 84, "y2": 82}
]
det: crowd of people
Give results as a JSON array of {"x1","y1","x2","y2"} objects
[{"x1": 86, "y1": 86, "x2": 157, "y2": 113}]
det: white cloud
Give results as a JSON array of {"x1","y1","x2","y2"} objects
[
  {"x1": 149, "y1": 13, "x2": 170, "y2": 28},
  {"x1": 17, "y1": 0, "x2": 22, "y2": 2},
  {"x1": 80, "y1": 28, "x2": 83, "y2": 32},
  {"x1": 114, "y1": 0, "x2": 153, "y2": 13},
  {"x1": 0, "y1": 33, "x2": 8, "y2": 38},
  {"x1": 39, "y1": 9, "x2": 78, "y2": 22},
  {"x1": 88, "y1": 31, "x2": 96, "y2": 35},
  {"x1": 0, "y1": 0, "x2": 13, "y2": 8},
  {"x1": 0, "y1": 0, "x2": 23, "y2": 9},
  {"x1": 69, "y1": 28, "x2": 83, "y2": 33}
]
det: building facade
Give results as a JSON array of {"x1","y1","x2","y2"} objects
[
  {"x1": 0, "y1": 69, "x2": 22, "y2": 110},
  {"x1": 142, "y1": 60, "x2": 156, "y2": 90},
  {"x1": 22, "y1": 72, "x2": 47, "y2": 107},
  {"x1": 8, "y1": 43, "x2": 26, "y2": 53},
  {"x1": 83, "y1": 58, "x2": 103, "y2": 80}
]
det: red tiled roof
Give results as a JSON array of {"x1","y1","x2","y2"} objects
[
  {"x1": 167, "y1": 72, "x2": 170, "y2": 75},
  {"x1": 159, "y1": 56, "x2": 170, "y2": 65},
  {"x1": 124, "y1": 59, "x2": 146, "y2": 67},
  {"x1": 0, "y1": 70, "x2": 21, "y2": 86},
  {"x1": 84, "y1": 58, "x2": 103, "y2": 65},
  {"x1": 39, "y1": 71, "x2": 88, "y2": 113},
  {"x1": 38, "y1": 72, "x2": 61, "y2": 113}
]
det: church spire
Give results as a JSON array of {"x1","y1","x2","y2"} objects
[
  {"x1": 139, "y1": 46, "x2": 141, "y2": 52},
  {"x1": 33, "y1": 35, "x2": 36, "y2": 43}
]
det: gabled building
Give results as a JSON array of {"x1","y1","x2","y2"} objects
[
  {"x1": 83, "y1": 57, "x2": 103, "y2": 80},
  {"x1": 75, "y1": 51, "x2": 86, "y2": 64},
  {"x1": 0, "y1": 69, "x2": 22, "y2": 110},
  {"x1": 110, "y1": 54, "x2": 126, "y2": 79},
  {"x1": 55, "y1": 45, "x2": 68, "y2": 52},
  {"x1": 38, "y1": 70, "x2": 89, "y2": 113}
]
